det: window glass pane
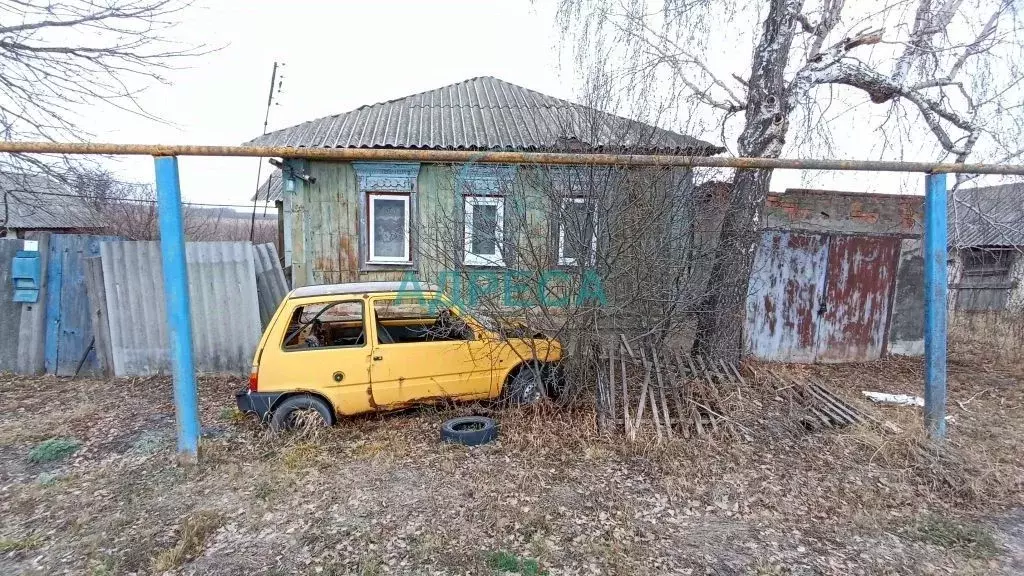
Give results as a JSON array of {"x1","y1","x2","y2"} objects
[
  {"x1": 373, "y1": 197, "x2": 406, "y2": 258},
  {"x1": 562, "y1": 201, "x2": 593, "y2": 261},
  {"x1": 374, "y1": 297, "x2": 436, "y2": 319},
  {"x1": 284, "y1": 301, "x2": 364, "y2": 350},
  {"x1": 374, "y1": 298, "x2": 472, "y2": 343},
  {"x1": 470, "y1": 203, "x2": 498, "y2": 255}
]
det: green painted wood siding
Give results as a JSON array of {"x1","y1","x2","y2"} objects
[
  {"x1": 289, "y1": 162, "x2": 544, "y2": 287},
  {"x1": 288, "y1": 161, "x2": 689, "y2": 289}
]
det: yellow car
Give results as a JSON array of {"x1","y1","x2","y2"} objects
[{"x1": 235, "y1": 281, "x2": 563, "y2": 430}]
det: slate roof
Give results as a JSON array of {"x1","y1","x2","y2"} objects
[
  {"x1": 0, "y1": 173, "x2": 104, "y2": 230},
  {"x1": 949, "y1": 183, "x2": 1024, "y2": 247},
  {"x1": 247, "y1": 76, "x2": 722, "y2": 156},
  {"x1": 252, "y1": 169, "x2": 284, "y2": 203}
]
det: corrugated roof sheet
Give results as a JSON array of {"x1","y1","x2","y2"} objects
[
  {"x1": 0, "y1": 173, "x2": 104, "y2": 230},
  {"x1": 247, "y1": 76, "x2": 722, "y2": 156},
  {"x1": 949, "y1": 183, "x2": 1024, "y2": 247},
  {"x1": 252, "y1": 169, "x2": 284, "y2": 203}
]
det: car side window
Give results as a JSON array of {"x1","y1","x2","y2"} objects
[
  {"x1": 282, "y1": 300, "x2": 366, "y2": 351},
  {"x1": 373, "y1": 297, "x2": 474, "y2": 344}
]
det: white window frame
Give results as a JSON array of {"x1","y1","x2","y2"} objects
[
  {"x1": 463, "y1": 196, "x2": 504, "y2": 266},
  {"x1": 558, "y1": 197, "x2": 597, "y2": 266},
  {"x1": 368, "y1": 193, "x2": 411, "y2": 264}
]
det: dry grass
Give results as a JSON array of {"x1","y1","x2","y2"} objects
[
  {"x1": 150, "y1": 510, "x2": 224, "y2": 572},
  {"x1": 0, "y1": 334, "x2": 1021, "y2": 574},
  {"x1": 950, "y1": 310, "x2": 1024, "y2": 369}
]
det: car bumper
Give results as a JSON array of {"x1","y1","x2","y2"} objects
[{"x1": 235, "y1": 389, "x2": 281, "y2": 422}]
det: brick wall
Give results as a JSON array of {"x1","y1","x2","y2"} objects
[{"x1": 766, "y1": 188, "x2": 923, "y2": 236}]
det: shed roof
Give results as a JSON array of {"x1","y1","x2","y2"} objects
[
  {"x1": 0, "y1": 173, "x2": 104, "y2": 230},
  {"x1": 949, "y1": 183, "x2": 1024, "y2": 247},
  {"x1": 247, "y1": 76, "x2": 722, "y2": 157},
  {"x1": 253, "y1": 169, "x2": 283, "y2": 203}
]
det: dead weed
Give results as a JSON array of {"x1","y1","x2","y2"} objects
[{"x1": 150, "y1": 510, "x2": 224, "y2": 572}]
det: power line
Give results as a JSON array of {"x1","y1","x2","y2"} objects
[{"x1": 6, "y1": 188, "x2": 278, "y2": 210}]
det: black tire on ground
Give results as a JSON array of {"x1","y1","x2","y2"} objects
[
  {"x1": 270, "y1": 394, "x2": 334, "y2": 432},
  {"x1": 440, "y1": 416, "x2": 498, "y2": 446},
  {"x1": 503, "y1": 364, "x2": 547, "y2": 405}
]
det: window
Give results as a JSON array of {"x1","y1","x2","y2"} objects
[
  {"x1": 558, "y1": 197, "x2": 596, "y2": 266},
  {"x1": 368, "y1": 193, "x2": 410, "y2": 263},
  {"x1": 282, "y1": 301, "x2": 365, "y2": 350},
  {"x1": 373, "y1": 297, "x2": 474, "y2": 343},
  {"x1": 962, "y1": 248, "x2": 1013, "y2": 278},
  {"x1": 463, "y1": 196, "x2": 504, "y2": 266},
  {"x1": 956, "y1": 248, "x2": 1015, "y2": 311}
]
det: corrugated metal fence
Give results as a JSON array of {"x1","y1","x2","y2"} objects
[
  {"x1": 0, "y1": 238, "x2": 23, "y2": 372},
  {"x1": 101, "y1": 241, "x2": 264, "y2": 376},
  {"x1": 253, "y1": 243, "x2": 288, "y2": 327}
]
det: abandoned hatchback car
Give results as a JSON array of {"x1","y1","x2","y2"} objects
[{"x1": 236, "y1": 282, "x2": 563, "y2": 430}]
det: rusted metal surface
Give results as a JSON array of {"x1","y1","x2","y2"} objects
[
  {"x1": 746, "y1": 231, "x2": 903, "y2": 363},
  {"x1": 745, "y1": 231, "x2": 828, "y2": 362},
  {"x1": 815, "y1": 235, "x2": 901, "y2": 363},
  {"x1": 1, "y1": 141, "x2": 1024, "y2": 174}
]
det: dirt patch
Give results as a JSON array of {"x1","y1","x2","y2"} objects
[{"x1": 0, "y1": 352, "x2": 1021, "y2": 575}]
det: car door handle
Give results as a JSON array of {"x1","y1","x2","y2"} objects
[{"x1": 372, "y1": 355, "x2": 383, "y2": 361}]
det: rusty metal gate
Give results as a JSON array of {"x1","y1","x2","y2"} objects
[{"x1": 745, "y1": 230, "x2": 901, "y2": 363}]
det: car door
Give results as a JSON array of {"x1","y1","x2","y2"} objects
[
  {"x1": 368, "y1": 294, "x2": 498, "y2": 408},
  {"x1": 256, "y1": 297, "x2": 374, "y2": 415}
]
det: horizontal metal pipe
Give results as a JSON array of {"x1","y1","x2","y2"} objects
[{"x1": 2, "y1": 141, "x2": 1024, "y2": 175}]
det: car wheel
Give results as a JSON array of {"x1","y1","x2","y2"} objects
[
  {"x1": 440, "y1": 416, "x2": 498, "y2": 446},
  {"x1": 271, "y1": 395, "x2": 334, "y2": 432},
  {"x1": 504, "y1": 365, "x2": 546, "y2": 405}
]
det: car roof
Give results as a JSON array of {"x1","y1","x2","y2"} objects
[{"x1": 289, "y1": 281, "x2": 440, "y2": 299}]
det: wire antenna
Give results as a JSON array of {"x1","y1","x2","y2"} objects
[{"x1": 249, "y1": 61, "x2": 283, "y2": 242}]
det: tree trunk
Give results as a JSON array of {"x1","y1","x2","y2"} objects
[{"x1": 692, "y1": 0, "x2": 803, "y2": 361}]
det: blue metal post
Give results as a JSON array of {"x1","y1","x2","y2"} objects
[
  {"x1": 154, "y1": 156, "x2": 200, "y2": 459},
  {"x1": 923, "y1": 172, "x2": 948, "y2": 439}
]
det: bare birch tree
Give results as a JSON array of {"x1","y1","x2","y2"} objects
[{"x1": 556, "y1": 0, "x2": 1024, "y2": 360}]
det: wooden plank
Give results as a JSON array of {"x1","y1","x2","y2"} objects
[
  {"x1": 638, "y1": 348, "x2": 662, "y2": 443},
  {"x1": 726, "y1": 360, "x2": 746, "y2": 386},
  {"x1": 666, "y1": 350, "x2": 689, "y2": 438},
  {"x1": 806, "y1": 383, "x2": 863, "y2": 425},
  {"x1": 17, "y1": 232, "x2": 51, "y2": 375},
  {"x1": 675, "y1": 350, "x2": 706, "y2": 435},
  {"x1": 693, "y1": 354, "x2": 715, "y2": 385},
  {"x1": 619, "y1": 333, "x2": 636, "y2": 359},
  {"x1": 607, "y1": 343, "x2": 616, "y2": 423},
  {"x1": 685, "y1": 354, "x2": 700, "y2": 383},
  {"x1": 718, "y1": 358, "x2": 737, "y2": 384},
  {"x1": 84, "y1": 257, "x2": 113, "y2": 377},
  {"x1": 595, "y1": 351, "x2": 608, "y2": 433},
  {"x1": 808, "y1": 380, "x2": 869, "y2": 424},
  {"x1": 620, "y1": 345, "x2": 632, "y2": 439},
  {"x1": 633, "y1": 364, "x2": 650, "y2": 441},
  {"x1": 651, "y1": 348, "x2": 673, "y2": 440}
]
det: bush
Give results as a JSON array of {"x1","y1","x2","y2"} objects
[{"x1": 28, "y1": 438, "x2": 80, "y2": 464}]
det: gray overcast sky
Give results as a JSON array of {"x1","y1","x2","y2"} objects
[{"x1": 79, "y1": 0, "x2": 927, "y2": 207}]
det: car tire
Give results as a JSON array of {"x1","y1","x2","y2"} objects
[
  {"x1": 503, "y1": 364, "x2": 547, "y2": 405},
  {"x1": 271, "y1": 394, "x2": 334, "y2": 432},
  {"x1": 440, "y1": 416, "x2": 498, "y2": 446}
]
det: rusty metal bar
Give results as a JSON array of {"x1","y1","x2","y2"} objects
[{"x1": 1, "y1": 141, "x2": 1024, "y2": 174}]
